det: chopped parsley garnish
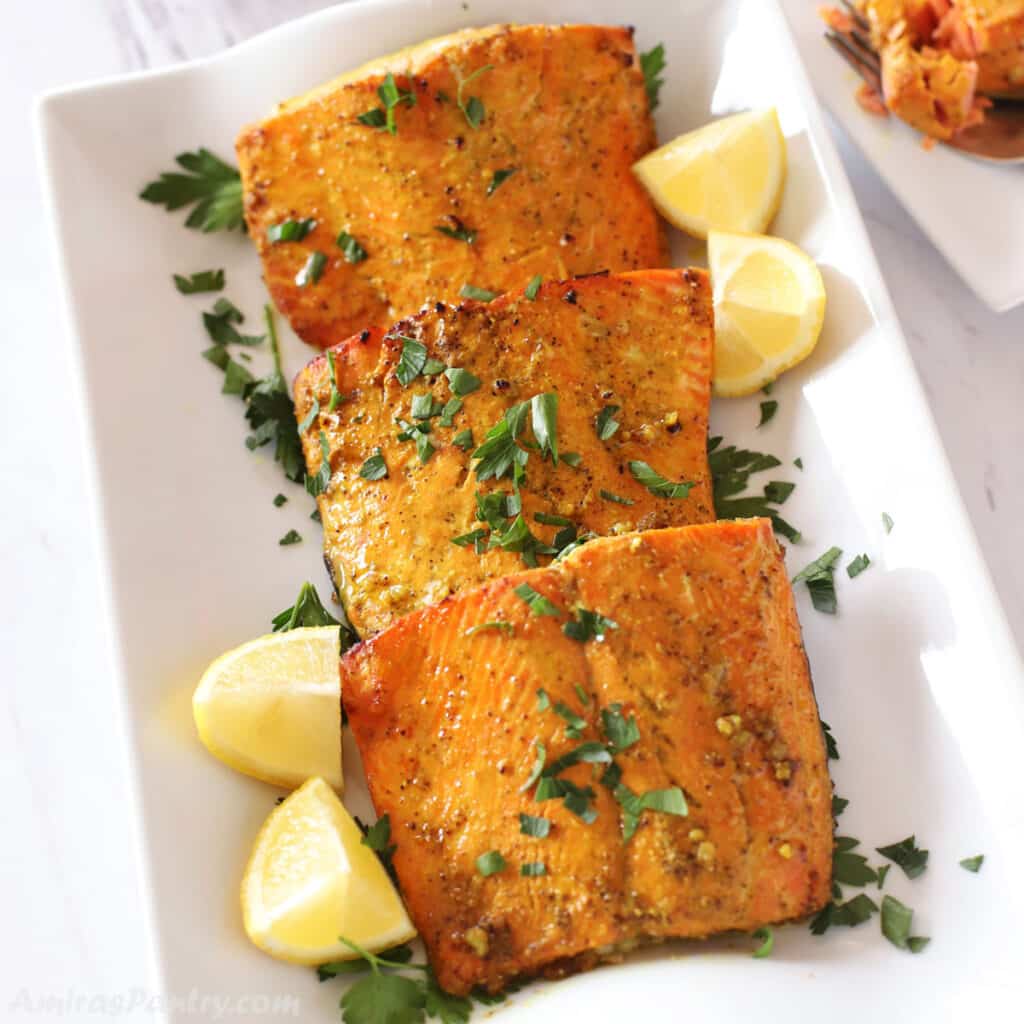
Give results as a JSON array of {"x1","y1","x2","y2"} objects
[
  {"x1": 337, "y1": 231, "x2": 369, "y2": 263},
  {"x1": 876, "y1": 864, "x2": 891, "y2": 888},
  {"x1": 629, "y1": 460, "x2": 693, "y2": 499},
  {"x1": 875, "y1": 836, "x2": 929, "y2": 879},
  {"x1": 267, "y1": 218, "x2": 316, "y2": 244},
  {"x1": 358, "y1": 72, "x2": 416, "y2": 134},
  {"x1": 464, "y1": 620, "x2": 514, "y2": 637},
  {"x1": 520, "y1": 741, "x2": 547, "y2": 793},
  {"x1": 615, "y1": 784, "x2": 687, "y2": 841},
  {"x1": 833, "y1": 838, "x2": 879, "y2": 887},
  {"x1": 359, "y1": 449, "x2": 388, "y2": 481},
  {"x1": 574, "y1": 684, "x2": 590, "y2": 705},
  {"x1": 445, "y1": 367, "x2": 481, "y2": 396},
  {"x1": 435, "y1": 221, "x2": 477, "y2": 244},
  {"x1": 534, "y1": 512, "x2": 572, "y2": 527},
  {"x1": 794, "y1": 457, "x2": 804, "y2": 470},
  {"x1": 396, "y1": 418, "x2": 436, "y2": 464},
  {"x1": 393, "y1": 337, "x2": 429, "y2": 387},
  {"x1": 457, "y1": 64, "x2": 493, "y2": 129},
  {"x1": 847, "y1": 553, "x2": 871, "y2": 578},
  {"x1": 222, "y1": 358, "x2": 255, "y2": 395},
  {"x1": 599, "y1": 489, "x2": 634, "y2": 506},
  {"x1": 832, "y1": 794, "x2": 849, "y2": 817},
  {"x1": 524, "y1": 275, "x2": 542, "y2": 300},
  {"x1": 173, "y1": 269, "x2": 224, "y2": 294},
  {"x1": 960, "y1": 855, "x2": 984, "y2": 872},
  {"x1": 601, "y1": 704, "x2": 640, "y2": 753},
  {"x1": 552, "y1": 701, "x2": 586, "y2": 739},
  {"x1": 519, "y1": 813, "x2": 551, "y2": 838},
  {"x1": 514, "y1": 582, "x2": 560, "y2": 616},
  {"x1": 708, "y1": 435, "x2": 800, "y2": 542},
  {"x1": 476, "y1": 850, "x2": 506, "y2": 876},
  {"x1": 439, "y1": 398, "x2": 462, "y2": 427},
  {"x1": 360, "y1": 814, "x2": 397, "y2": 865},
  {"x1": 305, "y1": 430, "x2": 332, "y2": 497},
  {"x1": 411, "y1": 393, "x2": 443, "y2": 420},
  {"x1": 487, "y1": 167, "x2": 518, "y2": 196},
  {"x1": 535, "y1": 776, "x2": 597, "y2": 822},
  {"x1": 310, "y1": 508, "x2": 321, "y2": 522},
  {"x1": 472, "y1": 403, "x2": 531, "y2": 481},
  {"x1": 452, "y1": 529, "x2": 487, "y2": 549},
  {"x1": 793, "y1": 547, "x2": 842, "y2": 614},
  {"x1": 536, "y1": 689, "x2": 551, "y2": 712},
  {"x1": 821, "y1": 720, "x2": 839, "y2": 760},
  {"x1": 562, "y1": 607, "x2": 618, "y2": 642},
  {"x1": 273, "y1": 493, "x2": 287, "y2": 507},
  {"x1": 595, "y1": 404, "x2": 621, "y2": 441},
  {"x1": 295, "y1": 250, "x2": 327, "y2": 287},
  {"x1": 640, "y1": 44, "x2": 667, "y2": 111},
  {"x1": 531, "y1": 393, "x2": 559, "y2": 463},
  {"x1": 758, "y1": 400, "x2": 778, "y2": 427},
  {"x1": 279, "y1": 529, "x2": 302, "y2": 546},
  {"x1": 542, "y1": 740, "x2": 612, "y2": 777},
  {"x1": 139, "y1": 148, "x2": 243, "y2": 232},
  {"x1": 810, "y1": 893, "x2": 878, "y2": 934},
  {"x1": 271, "y1": 581, "x2": 340, "y2": 632},
  {"x1": 763, "y1": 481, "x2": 795, "y2": 504},
  {"x1": 883, "y1": 512, "x2": 895, "y2": 533},
  {"x1": 203, "y1": 297, "x2": 264, "y2": 346},
  {"x1": 326, "y1": 350, "x2": 345, "y2": 412},
  {"x1": 751, "y1": 926, "x2": 774, "y2": 958},
  {"x1": 298, "y1": 397, "x2": 320, "y2": 434},
  {"x1": 880, "y1": 895, "x2": 929, "y2": 952},
  {"x1": 452, "y1": 428, "x2": 474, "y2": 450},
  {"x1": 520, "y1": 862, "x2": 547, "y2": 877},
  {"x1": 460, "y1": 283, "x2": 498, "y2": 302}
]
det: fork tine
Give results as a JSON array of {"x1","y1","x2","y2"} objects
[
  {"x1": 850, "y1": 27, "x2": 881, "y2": 71},
  {"x1": 825, "y1": 31, "x2": 883, "y2": 95},
  {"x1": 839, "y1": 0, "x2": 871, "y2": 32}
]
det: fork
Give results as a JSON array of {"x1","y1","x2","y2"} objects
[{"x1": 824, "y1": 0, "x2": 1024, "y2": 164}]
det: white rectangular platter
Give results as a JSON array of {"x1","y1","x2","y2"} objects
[{"x1": 38, "y1": 0, "x2": 1024, "y2": 1020}]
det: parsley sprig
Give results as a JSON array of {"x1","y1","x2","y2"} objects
[
  {"x1": 358, "y1": 72, "x2": 417, "y2": 134},
  {"x1": 640, "y1": 44, "x2": 667, "y2": 111},
  {"x1": 456, "y1": 64, "x2": 493, "y2": 129},
  {"x1": 792, "y1": 546, "x2": 842, "y2": 614},
  {"x1": 140, "y1": 148, "x2": 244, "y2": 232}
]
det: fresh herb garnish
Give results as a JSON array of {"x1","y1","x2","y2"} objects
[
  {"x1": 847, "y1": 553, "x2": 871, "y2": 578},
  {"x1": 452, "y1": 429, "x2": 474, "y2": 451},
  {"x1": 271, "y1": 581, "x2": 340, "y2": 632},
  {"x1": 411, "y1": 393, "x2": 443, "y2": 420},
  {"x1": 628, "y1": 460, "x2": 693, "y2": 499},
  {"x1": 394, "y1": 337, "x2": 429, "y2": 387},
  {"x1": 534, "y1": 512, "x2": 572, "y2": 527},
  {"x1": 562, "y1": 607, "x2": 618, "y2": 642},
  {"x1": 615, "y1": 784, "x2": 687, "y2": 841},
  {"x1": 524, "y1": 275, "x2": 542, "y2": 300},
  {"x1": 465, "y1": 620, "x2": 514, "y2": 637},
  {"x1": 305, "y1": 430, "x2": 332, "y2": 497},
  {"x1": 882, "y1": 512, "x2": 895, "y2": 533},
  {"x1": 595, "y1": 404, "x2": 621, "y2": 441},
  {"x1": 514, "y1": 582, "x2": 560, "y2": 617},
  {"x1": 960, "y1": 855, "x2": 984, "y2": 872},
  {"x1": 435, "y1": 221, "x2": 477, "y2": 244},
  {"x1": 599, "y1": 489, "x2": 634, "y2": 506},
  {"x1": 460, "y1": 283, "x2": 499, "y2": 302},
  {"x1": 821, "y1": 720, "x2": 839, "y2": 760},
  {"x1": 472, "y1": 403, "x2": 530, "y2": 482},
  {"x1": 758, "y1": 400, "x2": 778, "y2": 427},
  {"x1": 445, "y1": 367, "x2": 481, "y2": 396},
  {"x1": 174, "y1": 269, "x2": 224, "y2": 294},
  {"x1": 518, "y1": 816, "x2": 549, "y2": 844},
  {"x1": 203, "y1": 297, "x2": 264, "y2": 346},
  {"x1": 751, "y1": 926, "x2": 774, "y2": 958},
  {"x1": 810, "y1": 893, "x2": 879, "y2": 934},
  {"x1": 222, "y1": 358, "x2": 255, "y2": 395},
  {"x1": 520, "y1": 862, "x2": 547, "y2": 877},
  {"x1": 360, "y1": 814, "x2": 397, "y2": 868},
  {"x1": 832, "y1": 794, "x2": 849, "y2": 817},
  {"x1": 295, "y1": 250, "x2": 327, "y2": 287},
  {"x1": 273, "y1": 493, "x2": 287, "y2": 507},
  {"x1": 279, "y1": 529, "x2": 302, "y2": 546},
  {"x1": 793, "y1": 546, "x2": 842, "y2": 614},
  {"x1": 396, "y1": 418, "x2": 436, "y2": 464},
  {"x1": 358, "y1": 72, "x2": 416, "y2": 134},
  {"x1": 359, "y1": 449, "x2": 388, "y2": 481},
  {"x1": 601, "y1": 704, "x2": 640, "y2": 753},
  {"x1": 337, "y1": 231, "x2": 369, "y2": 263},
  {"x1": 763, "y1": 481, "x2": 795, "y2": 504},
  {"x1": 876, "y1": 836, "x2": 929, "y2": 880},
  {"x1": 298, "y1": 397, "x2": 320, "y2": 435},
  {"x1": 520, "y1": 741, "x2": 547, "y2": 793},
  {"x1": 327, "y1": 351, "x2": 345, "y2": 412},
  {"x1": 833, "y1": 838, "x2": 879, "y2": 887},
  {"x1": 531, "y1": 393, "x2": 559, "y2": 463},
  {"x1": 876, "y1": 864, "x2": 891, "y2": 888},
  {"x1": 794, "y1": 457, "x2": 804, "y2": 470},
  {"x1": 552, "y1": 701, "x2": 586, "y2": 739},
  {"x1": 640, "y1": 44, "x2": 667, "y2": 111},
  {"x1": 476, "y1": 850, "x2": 506, "y2": 876},
  {"x1": 542, "y1": 740, "x2": 612, "y2": 777},
  {"x1": 139, "y1": 148, "x2": 243, "y2": 232},
  {"x1": 457, "y1": 64, "x2": 493, "y2": 129},
  {"x1": 880, "y1": 895, "x2": 929, "y2": 952},
  {"x1": 536, "y1": 689, "x2": 551, "y2": 712},
  {"x1": 487, "y1": 167, "x2": 518, "y2": 196},
  {"x1": 267, "y1": 218, "x2": 316, "y2": 244}
]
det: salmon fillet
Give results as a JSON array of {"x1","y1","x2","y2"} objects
[
  {"x1": 295, "y1": 269, "x2": 715, "y2": 637},
  {"x1": 341, "y1": 520, "x2": 834, "y2": 995},
  {"x1": 237, "y1": 24, "x2": 668, "y2": 349}
]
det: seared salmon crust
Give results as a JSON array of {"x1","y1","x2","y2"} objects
[
  {"x1": 295, "y1": 269, "x2": 715, "y2": 637},
  {"x1": 237, "y1": 24, "x2": 668, "y2": 349},
  {"x1": 342, "y1": 520, "x2": 834, "y2": 996}
]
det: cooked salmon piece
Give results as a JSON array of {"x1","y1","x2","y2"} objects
[
  {"x1": 933, "y1": 0, "x2": 1024, "y2": 94},
  {"x1": 236, "y1": 24, "x2": 668, "y2": 349},
  {"x1": 294, "y1": 269, "x2": 715, "y2": 637},
  {"x1": 341, "y1": 519, "x2": 834, "y2": 995}
]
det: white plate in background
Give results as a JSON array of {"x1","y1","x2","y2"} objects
[{"x1": 38, "y1": 0, "x2": 1024, "y2": 1020}]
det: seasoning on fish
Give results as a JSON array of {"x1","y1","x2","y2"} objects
[
  {"x1": 293, "y1": 269, "x2": 715, "y2": 637},
  {"x1": 341, "y1": 519, "x2": 834, "y2": 995},
  {"x1": 236, "y1": 24, "x2": 668, "y2": 349}
]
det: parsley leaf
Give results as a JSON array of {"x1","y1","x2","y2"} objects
[
  {"x1": 563, "y1": 607, "x2": 618, "y2": 642},
  {"x1": 542, "y1": 740, "x2": 612, "y2": 777},
  {"x1": 279, "y1": 529, "x2": 302, "y2": 546},
  {"x1": 960, "y1": 854, "x2": 984, "y2": 872},
  {"x1": 298, "y1": 397, "x2": 320, "y2": 435},
  {"x1": 833, "y1": 839, "x2": 879, "y2": 887},
  {"x1": 793, "y1": 547, "x2": 842, "y2": 614},
  {"x1": 883, "y1": 512, "x2": 895, "y2": 533},
  {"x1": 435, "y1": 220, "x2": 477, "y2": 244},
  {"x1": 452, "y1": 428, "x2": 474, "y2": 450},
  {"x1": 536, "y1": 689, "x2": 551, "y2": 712},
  {"x1": 445, "y1": 367, "x2": 481, "y2": 396},
  {"x1": 139, "y1": 148, "x2": 243, "y2": 232},
  {"x1": 524, "y1": 275, "x2": 542, "y2": 300},
  {"x1": 487, "y1": 167, "x2": 518, "y2": 196},
  {"x1": 173, "y1": 269, "x2": 224, "y2": 294},
  {"x1": 424, "y1": 972, "x2": 473, "y2": 1024},
  {"x1": 600, "y1": 489, "x2": 634, "y2": 506},
  {"x1": 361, "y1": 814, "x2": 396, "y2": 861},
  {"x1": 847, "y1": 553, "x2": 871, "y2": 578},
  {"x1": 832, "y1": 794, "x2": 849, "y2": 817},
  {"x1": 305, "y1": 430, "x2": 332, "y2": 497},
  {"x1": 396, "y1": 419, "x2": 436, "y2": 464},
  {"x1": 341, "y1": 972, "x2": 425, "y2": 1024},
  {"x1": 273, "y1": 493, "x2": 287, "y2": 507},
  {"x1": 460, "y1": 283, "x2": 499, "y2": 302},
  {"x1": 876, "y1": 864, "x2": 891, "y2": 888},
  {"x1": 520, "y1": 741, "x2": 547, "y2": 793},
  {"x1": 821, "y1": 720, "x2": 840, "y2": 760},
  {"x1": 519, "y1": 813, "x2": 551, "y2": 838},
  {"x1": 514, "y1": 582, "x2": 561, "y2": 617},
  {"x1": 394, "y1": 337, "x2": 429, "y2": 387},
  {"x1": 411, "y1": 393, "x2": 444, "y2": 420},
  {"x1": 331, "y1": 230, "x2": 368, "y2": 264},
  {"x1": 758, "y1": 400, "x2": 778, "y2": 427},
  {"x1": 457, "y1": 64, "x2": 493, "y2": 129},
  {"x1": 359, "y1": 72, "x2": 416, "y2": 135},
  {"x1": 601, "y1": 704, "x2": 640, "y2": 753},
  {"x1": 295, "y1": 250, "x2": 327, "y2": 287},
  {"x1": 615, "y1": 784, "x2": 687, "y2": 841},
  {"x1": 876, "y1": 836, "x2": 929, "y2": 880},
  {"x1": 531, "y1": 393, "x2": 559, "y2": 463},
  {"x1": 751, "y1": 926, "x2": 774, "y2": 958},
  {"x1": 472, "y1": 403, "x2": 530, "y2": 481},
  {"x1": 359, "y1": 449, "x2": 388, "y2": 481},
  {"x1": 271, "y1": 582, "x2": 341, "y2": 632},
  {"x1": 628, "y1": 460, "x2": 693, "y2": 499},
  {"x1": 203, "y1": 297, "x2": 264, "y2": 346},
  {"x1": 551, "y1": 701, "x2": 586, "y2": 739},
  {"x1": 880, "y1": 895, "x2": 929, "y2": 952},
  {"x1": 810, "y1": 893, "x2": 878, "y2": 934},
  {"x1": 763, "y1": 480, "x2": 795, "y2": 504},
  {"x1": 476, "y1": 850, "x2": 506, "y2": 876},
  {"x1": 640, "y1": 44, "x2": 667, "y2": 111},
  {"x1": 327, "y1": 351, "x2": 346, "y2": 412},
  {"x1": 520, "y1": 862, "x2": 547, "y2": 877},
  {"x1": 267, "y1": 218, "x2": 316, "y2": 243},
  {"x1": 595, "y1": 404, "x2": 621, "y2": 441}
]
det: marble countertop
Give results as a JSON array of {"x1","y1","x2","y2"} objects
[{"x1": 2, "y1": 0, "x2": 1021, "y2": 1014}]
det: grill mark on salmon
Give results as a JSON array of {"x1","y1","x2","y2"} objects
[{"x1": 341, "y1": 520, "x2": 833, "y2": 995}]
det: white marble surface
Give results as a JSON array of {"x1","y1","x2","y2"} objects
[{"x1": 2, "y1": 0, "x2": 1021, "y2": 1015}]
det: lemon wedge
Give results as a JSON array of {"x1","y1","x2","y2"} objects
[
  {"x1": 193, "y1": 627, "x2": 343, "y2": 791},
  {"x1": 709, "y1": 230, "x2": 827, "y2": 397},
  {"x1": 632, "y1": 109, "x2": 786, "y2": 238},
  {"x1": 241, "y1": 777, "x2": 415, "y2": 964}
]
